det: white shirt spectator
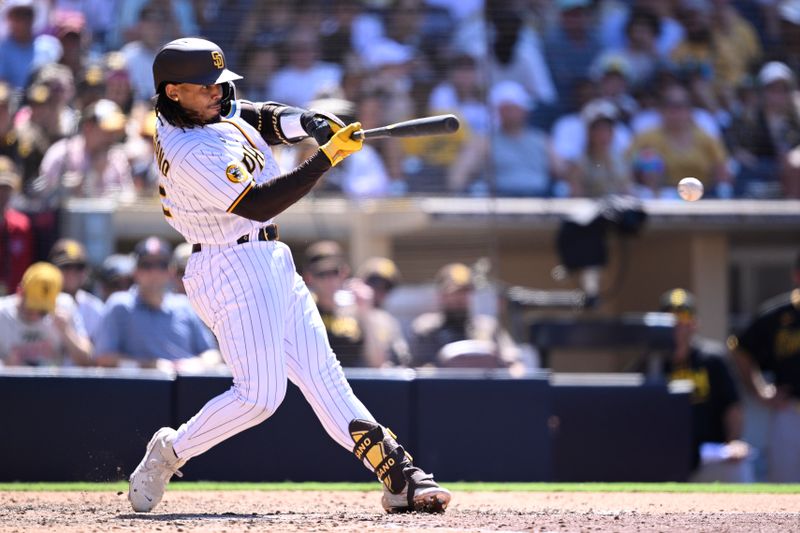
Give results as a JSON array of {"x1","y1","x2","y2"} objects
[
  {"x1": 0, "y1": 292, "x2": 86, "y2": 366},
  {"x1": 552, "y1": 112, "x2": 632, "y2": 162},
  {"x1": 429, "y1": 82, "x2": 491, "y2": 135},
  {"x1": 268, "y1": 62, "x2": 342, "y2": 108},
  {"x1": 75, "y1": 288, "x2": 103, "y2": 340}
]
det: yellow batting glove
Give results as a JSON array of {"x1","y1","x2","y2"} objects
[{"x1": 321, "y1": 122, "x2": 363, "y2": 167}]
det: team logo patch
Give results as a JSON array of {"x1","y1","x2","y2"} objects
[
  {"x1": 225, "y1": 162, "x2": 251, "y2": 184},
  {"x1": 211, "y1": 51, "x2": 224, "y2": 69}
]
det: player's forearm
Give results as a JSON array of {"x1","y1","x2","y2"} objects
[
  {"x1": 62, "y1": 329, "x2": 93, "y2": 366},
  {"x1": 732, "y1": 349, "x2": 770, "y2": 399},
  {"x1": 238, "y1": 100, "x2": 308, "y2": 145},
  {"x1": 232, "y1": 151, "x2": 331, "y2": 222}
]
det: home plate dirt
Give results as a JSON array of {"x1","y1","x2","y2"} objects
[{"x1": 1, "y1": 490, "x2": 799, "y2": 532}]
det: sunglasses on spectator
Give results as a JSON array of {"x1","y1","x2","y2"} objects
[
  {"x1": 61, "y1": 263, "x2": 87, "y2": 272},
  {"x1": 137, "y1": 260, "x2": 169, "y2": 271}
]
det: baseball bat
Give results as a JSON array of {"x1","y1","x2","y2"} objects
[{"x1": 351, "y1": 114, "x2": 460, "y2": 140}]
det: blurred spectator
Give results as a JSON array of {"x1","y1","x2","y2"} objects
[
  {"x1": 588, "y1": 52, "x2": 639, "y2": 123},
  {"x1": 0, "y1": 0, "x2": 38, "y2": 89},
  {"x1": 543, "y1": 0, "x2": 600, "y2": 109},
  {"x1": 94, "y1": 236, "x2": 218, "y2": 371},
  {"x1": 268, "y1": 29, "x2": 343, "y2": 108},
  {"x1": 102, "y1": 51, "x2": 134, "y2": 113},
  {"x1": 170, "y1": 242, "x2": 191, "y2": 295},
  {"x1": 652, "y1": 288, "x2": 753, "y2": 482},
  {"x1": 409, "y1": 263, "x2": 520, "y2": 369},
  {"x1": 318, "y1": 0, "x2": 360, "y2": 65},
  {"x1": 119, "y1": 3, "x2": 173, "y2": 103},
  {"x1": 598, "y1": 0, "x2": 686, "y2": 58},
  {"x1": 709, "y1": 0, "x2": 763, "y2": 90},
  {"x1": 302, "y1": 240, "x2": 392, "y2": 368},
  {"x1": 552, "y1": 82, "x2": 634, "y2": 165},
  {"x1": 54, "y1": 0, "x2": 115, "y2": 54},
  {"x1": 481, "y1": 80, "x2": 558, "y2": 197},
  {"x1": 630, "y1": 73, "x2": 723, "y2": 140},
  {"x1": 447, "y1": 80, "x2": 558, "y2": 196},
  {"x1": 627, "y1": 83, "x2": 732, "y2": 198},
  {"x1": 767, "y1": 0, "x2": 800, "y2": 74},
  {"x1": 32, "y1": 98, "x2": 134, "y2": 204},
  {"x1": 476, "y1": 7, "x2": 557, "y2": 107},
  {"x1": 0, "y1": 156, "x2": 32, "y2": 297},
  {"x1": 670, "y1": 0, "x2": 743, "y2": 105},
  {"x1": 355, "y1": 256, "x2": 411, "y2": 367},
  {"x1": 53, "y1": 10, "x2": 88, "y2": 82},
  {"x1": 731, "y1": 251, "x2": 800, "y2": 482},
  {"x1": 74, "y1": 63, "x2": 106, "y2": 110},
  {"x1": 729, "y1": 61, "x2": 800, "y2": 198},
  {"x1": 47, "y1": 238, "x2": 102, "y2": 340},
  {"x1": 0, "y1": 261, "x2": 91, "y2": 367},
  {"x1": 564, "y1": 100, "x2": 634, "y2": 198},
  {"x1": 428, "y1": 53, "x2": 490, "y2": 135},
  {"x1": 598, "y1": 8, "x2": 666, "y2": 89},
  {"x1": 124, "y1": 105, "x2": 157, "y2": 195},
  {"x1": 94, "y1": 252, "x2": 134, "y2": 301},
  {"x1": 237, "y1": 42, "x2": 279, "y2": 102},
  {"x1": 27, "y1": 62, "x2": 78, "y2": 138},
  {"x1": 110, "y1": 0, "x2": 194, "y2": 51}
]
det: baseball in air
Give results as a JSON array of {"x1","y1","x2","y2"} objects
[{"x1": 678, "y1": 177, "x2": 704, "y2": 201}]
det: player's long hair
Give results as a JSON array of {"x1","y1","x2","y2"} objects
[{"x1": 153, "y1": 91, "x2": 205, "y2": 129}]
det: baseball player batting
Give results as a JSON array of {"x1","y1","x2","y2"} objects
[{"x1": 127, "y1": 38, "x2": 450, "y2": 514}]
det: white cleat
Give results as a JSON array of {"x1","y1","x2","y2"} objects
[
  {"x1": 128, "y1": 427, "x2": 186, "y2": 512},
  {"x1": 381, "y1": 467, "x2": 451, "y2": 513}
]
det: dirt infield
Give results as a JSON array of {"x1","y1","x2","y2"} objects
[{"x1": 1, "y1": 490, "x2": 799, "y2": 532}]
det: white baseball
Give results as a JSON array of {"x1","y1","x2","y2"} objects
[{"x1": 678, "y1": 177, "x2": 704, "y2": 201}]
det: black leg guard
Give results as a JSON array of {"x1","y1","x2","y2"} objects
[
  {"x1": 350, "y1": 419, "x2": 451, "y2": 513},
  {"x1": 349, "y1": 419, "x2": 411, "y2": 494}
]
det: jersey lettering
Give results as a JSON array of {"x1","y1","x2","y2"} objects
[
  {"x1": 153, "y1": 134, "x2": 171, "y2": 178},
  {"x1": 242, "y1": 144, "x2": 265, "y2": 173}
]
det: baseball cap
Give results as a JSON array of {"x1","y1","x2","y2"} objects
[
  {"x1": 0, "y1": 156, "x2": 21, "y2": 190},
  {"x1": 581, "y1": 99, "x2": 618, "y2": 126},
  {"x1": 757, "y1": 61, "x2": 796, "y2": 88},
  {"x1": 436, "y1": 263, "x2": 474, "y2": 293},
  {"x1": 21, "y1": 262, "x2": 62, "y2": 313},
  {"x1": 26, "y1": 83, "x2": 51, "y2": 105},
  {"x1": 357, "y1": 257, "x2": 400, "y2": 287},
  {"x1": 98, "y1": 253, "x2": 135, "y2": 284},
  {"x1": 304, "y1": 240, "x2": 346, "y2": 275},
  {"x1": 489, "y1": 80, "x2": 534, "y2": 110},
  {"x1": 589, "y1": 52, "x2": 632, "y2": 82},
  {"x1": 134, "y1": 236, "x2": 173, "y2": 264},
  {"x1": 82, "y1": 99, "x2": 127, "y2": 132},
  {"x1": 53, "y1": 10, "x2": 86, "y2": 39},
  {"x1": 48, "y1": 238, "x2": 88, "y2": 268},
  {"x1": 659, "y1": 288, "x2": 696, "y2": 315}
]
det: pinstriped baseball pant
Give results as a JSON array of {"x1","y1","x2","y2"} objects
[{"x1": 172, "y1": 240, "x2": 375, "y2": 460}]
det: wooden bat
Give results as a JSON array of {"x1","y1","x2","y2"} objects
[{"x1": 351, "y1": 114, "x2": 460, "y2": 140}]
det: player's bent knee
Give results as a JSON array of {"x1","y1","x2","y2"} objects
[{"x1": 232, "y1": 381, "x2": 288, "y2": 425}]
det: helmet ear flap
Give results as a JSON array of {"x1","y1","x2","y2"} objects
[{"x1": 220, "y1": 81, "x2": 236, "y2": 115}]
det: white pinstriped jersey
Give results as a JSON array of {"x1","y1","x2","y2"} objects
[{"x1": 154, "y1": 101, "x2": 280, "y2": 245}]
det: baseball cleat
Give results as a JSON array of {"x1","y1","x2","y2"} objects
[
  {"x1": 128, "y1": 427, "x2": 186, "y2": 513},
  {"x1": 381, "y1": 466, "x2": 451, "y2": 513}
]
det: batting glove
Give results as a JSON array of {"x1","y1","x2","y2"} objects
[{"x1": 320, "y1": 122, "x2": 363, "y2": 167}]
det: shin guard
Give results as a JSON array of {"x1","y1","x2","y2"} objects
[{"x1": 349, "y1": 419, "x2": 412, "y2": 494}]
